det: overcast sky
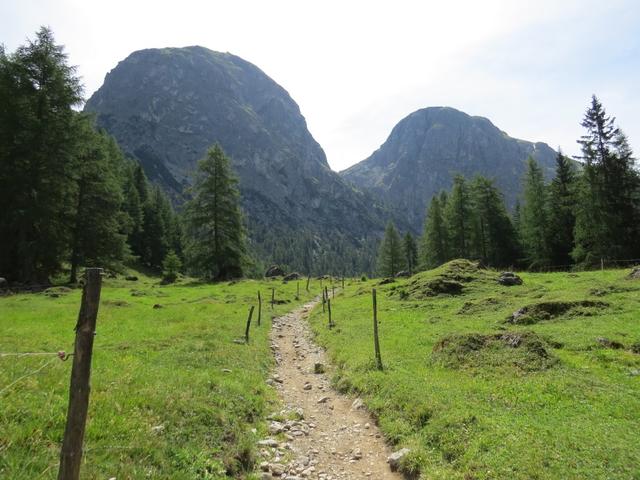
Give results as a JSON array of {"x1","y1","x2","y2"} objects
[{"x1": 2, "y1": 0, "x2": 639, "y2": 171}]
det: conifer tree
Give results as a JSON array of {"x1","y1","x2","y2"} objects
[
  {"x1": 573, "y1": 96, "x2": 640, "y2": 264},
  {"x1": 376, "y1": 222, "x2": 405, "y2": 277},
  {"x1": 403, "y1": 232, "x2": 418, "y2": 275},
  {"x1": 184, "y1": 144, "x2": 247, "y2": 280},
  {"x1": 547, "y1": 150, "x2": 577, "y2": 266},
  {"x1": 444, "y1": 175, "x2": 472, "y2": 259},
  {"x1": 0, "y1": 27, "x2": 82, "y2": 282},
  {"x1": 68, "y1": 118, "x2": 128, "y2": 282},
  {"x1": 420, "y1": 196, "x2": 449, "y2": 268},
  {"x1": 470, "y1": 176, "x2": 518, "y2": 267},
  {"x1": 520, "y1": 157, "x2": 551, "y2": 268},
  {"x1": 141, "y1": 186, "x2": 170, "y2": 269}
]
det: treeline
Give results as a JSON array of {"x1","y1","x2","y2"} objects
[{"x1": 378, "y1": 96, "x2": 640, "y2": 275}]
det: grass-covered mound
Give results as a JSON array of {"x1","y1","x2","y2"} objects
[
  {"x1": 399, "y1": 259, "x2": 497, "y2": 299},
  {"x1": 0, "y1": 271, "x2": 315, "y2": 479},
  {"x1": 506, "y1": 299, "x2": 608, "y2": 325},
  {"x1": 431, "y1": 331, "x2": 559, "y2": 371}
]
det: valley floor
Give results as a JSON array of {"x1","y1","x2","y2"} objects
[{"x1": 1, "y1": 263, "x2": 639, "y2": 479}]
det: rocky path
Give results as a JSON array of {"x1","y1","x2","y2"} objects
[{"x1": 257, "y1": 299, "x2": 405, "y2": 479}]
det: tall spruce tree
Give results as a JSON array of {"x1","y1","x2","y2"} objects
[
  {"x1": 377, "y1": 222, "x2": 405, "y2": 277},
  {"x1": 444, "y1": 175, "x2": 472, "y2": 259},
  {"x1": 184, "y1": 144, "x2": 247, "y2": 280},
  {"x1": 520, "y1": 157, "x2": 551, "y2": 268},
  {"x1": 0, "y1": 27, "x2": 83, "y2": 282},
  {"x1": 68, "y1": 118, "x2": 128, "y2": 282},
  {"x1": 403, "y1": 232, "x2": 418, "y2": 275},
  {"x1": 470, "y1": 176, "x2": 518, "y2": 267},
  {"x1": 420, "y1": 195, "x2": 449, "y2": 268},
  {"x1": 547, "y1": 150, "x2": 577, "y2": 266},
  {"x1": 573, "y1": 96, "x2": 640, "y2": 264}
]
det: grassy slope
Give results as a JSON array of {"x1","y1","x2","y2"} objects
[
  {"x1": 0, "y1": 273, "x2": 315, "y2": 479},
  {"x1": 308, "y1": 263, "x2": 640, "y2": 480}
]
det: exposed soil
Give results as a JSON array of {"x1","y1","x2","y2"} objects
[{"x1": 262, "y1": 299, "x2": 403, "y2": 479}]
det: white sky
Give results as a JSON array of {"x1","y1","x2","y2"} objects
[{"x1": 2, "y1": 0, "x2": 639, "y2": 171}]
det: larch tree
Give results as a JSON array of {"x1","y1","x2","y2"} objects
[
  {"x1": 0, "y1": 27, "x2": 83, "y2": 282},
  {"x1": 520, "y1": 157, "x2": 551, "y2": 268},
  {"x1": 420, "y1": 195, "x2": 449, "y2": 268},
  {"x1": 377, "y1": 221, "x2": 405, "y2": 277},
  {"x1": 403, "y1": 232, "x2": 418, "y2": 275},
  {"x1": 444, "y1": 175, "x2": 472, "y2": 259},
  {"x1": 184, "y1": 144, "x2": 247, "y2": 280}
]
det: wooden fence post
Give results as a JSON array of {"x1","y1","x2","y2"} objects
[
  {"x1": 332, "y1": 285, "x2": 335, "y2": 299},
  {"x1": 306, "y1": 276, "x2": 310, "y2": 292},
  {"x1": 342, "y1": 276, "x2": 345, "y2": 289},
  {"x1": 328, "y1": 298, "x2": 333, "y2": 328},
  {"x1": 271, "y1": 288, "x2": 275, "y2": 310},
  {"x1": 257, "y1": 291, "x2": 262, "y2": 326},
  {"x1": 296, "y1": 281, "x2": 300, "y2": 300},
  {"x1": 244, "y1": 306, "x2": 255, "y2": 343},
  {"x1": 57, "y1": 268, "x2": 103, "y2": 480},
  {"x1": 372, "y1": 288, "x2": 383, "y2": 371},
  {"x1": 322, "y1": 288, "x2": 326, "y2": 313}
]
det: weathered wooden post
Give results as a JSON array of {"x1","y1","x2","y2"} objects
[
  {"x1": 296, "y1": 281, "x2": 300, "y2": 300},
  {"x1": 306, "y1": 276, "x2": 310, "y2": 292},
  {"x1": 322, "y1": 288, "x2": 326, "y2": 313},
  {"x1": 244, "y1": 306, "x2": 255, "y2": 343},
  {"x1": 342, "y1": 276, "x2": 345, "y2": 289},
  {"x1": 257, "y1": 291, "x2": 262, "y2": 326},
  {"x1": 328, "y1": 298, "x2": 333, "y2": 328},
  {"x1": 57, "y1": 268, "x2": 103, "y2": 480},
  {"x1": 271, "y1": 288, "x2": 275, "y2": 310},
  {"x1": 332, "y1": 285, "x2": 335, "y2": 299},
  {"x1": 372, "y1": 288, "x2": 383, "y2": 371}
]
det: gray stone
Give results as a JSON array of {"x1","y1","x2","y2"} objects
[
  {"x1": 498, "y1": 271, "x2": 523, "y2": 286},
  {"x1": 387, "y1": 448, "x2": 410, "y2": 471},
  {"x1": 266, "y1": 265, "x2": 285, "y2": 277}
]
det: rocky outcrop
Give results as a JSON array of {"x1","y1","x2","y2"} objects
[
  {"x1": 85, "y1": 47, "x2": 391, "y2": 272},
  {"x1": 265, "y1": 265, "x2": 285, "y2": 277},
  {"x1": 498, "y1": 272, "x2": 523, "y2": 286},
  {"x1": 341, "y1": 107, "x2": 557, "y2": 230}
]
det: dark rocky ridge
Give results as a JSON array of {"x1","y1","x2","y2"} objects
[
  {"x1": 341, "y1": 107, "x2": 557, "y2": 230},
  {"x1": 85, "y1": 46, "x2": 392, "y2": 272}
]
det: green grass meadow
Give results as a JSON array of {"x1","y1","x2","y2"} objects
[
  {"x1": 308, "y1": 263, "x2": 640, "y2": 479},
  {"x1": 0, "y1": 273, "x2": 315, "y2": 479}
]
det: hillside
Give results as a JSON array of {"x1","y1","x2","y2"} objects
[
  {"x1": 85, "y1": 46, "x2": 391, "y2": 273},
  {"x1": 341, "y1": 107, "x2": 558, "y2": 230}
]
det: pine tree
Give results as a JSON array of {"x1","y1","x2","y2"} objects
[
  {"x1": 403, "y1": 232, "x2": 418, "y2": 275},
  {"x1": 141, "y1": 186, "x2": 169, "y2": 270},
  {"x1": 68, "y1": 117, "x2": 128, "y2": 283},
  {"x1": 420, "y1": 196, "x2": 449, "y2": 268},
  {"x1": 184, "y1": 144, "x2": 247, "y2": 280},
  {"x1": 444, "y1": 175, "x2": 472, "y2": 259},
  {"x1": 520, "y1": 157, "x2": 551, "y2": 268},
  {"x1": 547, "y1": 150, "x2": 577, "y2": 266},
  {"x1": 162, "y1": 250, "x2": 182, "y2": 283},
  {"x1": 376, "y1": 222, "x2": 405, "y2": 277},
  {"x1": 0, "y1": 27, "x2": 82, "y2": 282},
  {"x1": 573, "y1": 96, "x2": 640, "y2": 264},
  {"x1": 470, "y1": 176, "x2": 518, "y2": 267}
]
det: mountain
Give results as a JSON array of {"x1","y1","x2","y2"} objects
[
  {"x1": 341, "y1": 107, "x2": 557, "y2": 230},
  {"x1": 85, "y1": 46, "x2": 391, "y2": 274}
]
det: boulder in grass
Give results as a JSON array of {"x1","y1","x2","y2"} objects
[
  {"x1": 628, "y1": 266, "x2": 640, "y2": 279},
  {"x1": 387, "y1": 448, "x2": 410, "y2": 471},
  {"x1": 265, "y1": 265, "x2": 285, "y2": 277},
  {"x1": 395, "y1": 270, "x2": 410, "y2": 278},
  {"x1": 283, "y1": 272, "x2": 301, "y2": 281},
  {"x1": 125, "y1": 275, "x2": 138, "y2": 281},
  {"x1": 0, "y1": 277, "x2": 7, "y2": 288},
  {"x1": 498, "y1": 271, "x2": 523, "y2": 286}
]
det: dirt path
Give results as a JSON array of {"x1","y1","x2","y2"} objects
[{"x1": 258, "y1": 298, "x2": 404, "y2": 479}]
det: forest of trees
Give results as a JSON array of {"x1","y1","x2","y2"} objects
[
  {"x1": 0, "y1": 28, "x2": 242, "y2": 284},
  {"x1": 377, "y1": 95, "x2": 640, "y2": 276}
]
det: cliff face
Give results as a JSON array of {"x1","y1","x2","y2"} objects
[
  {"x1": 341, "y1": 107, "x2": 557, "y2": 229},
  {"x1": 85, "y1": 47, "x2": 389, "y2": 257}
]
